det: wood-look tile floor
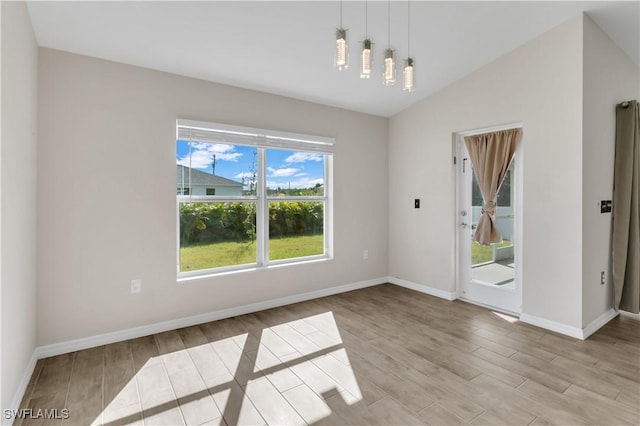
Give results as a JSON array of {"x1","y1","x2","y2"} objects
[{"x1": 18, "y1": 284, "x2": 640, "y2": 425}]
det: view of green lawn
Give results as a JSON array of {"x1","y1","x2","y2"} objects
[
  {"x1": 472, "y1": 240, "x2": 511, "y2": 265},
  {"x1": 180, "y1": 234, "x2": 323, "y2": 272}
]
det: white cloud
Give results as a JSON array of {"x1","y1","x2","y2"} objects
[
  {"x1": 177, "y1": 143, "x2": 242, "y2": 170},
  {"x1": 285, "y1": 152, "x2": 323, "y2": 163},
  {"x1": 269, "y1": 167, "x2": 300, "y2": 177},
  {"x1": 294, "y1": 173, "x2": 309, "y2": 177}
]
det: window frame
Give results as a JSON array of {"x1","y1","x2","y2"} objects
[{"x1": 176, "y1": 120, "x2": 334, "y2": 280}]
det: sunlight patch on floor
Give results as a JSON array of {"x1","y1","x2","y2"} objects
[
  {"x1": 94, "y1": 311, "x2": 361, "y2": 425},
  {"x1": 492, "y1": 311, "x2": 519, "y2": 323}
]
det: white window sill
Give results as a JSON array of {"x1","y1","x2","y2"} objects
[{"x1": 177, "y1": 255, "x2": 333, "y2": 283}]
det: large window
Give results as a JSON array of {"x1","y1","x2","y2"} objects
[{"x1": 176, "y1": 120, "x2": 333, "y2": 277}]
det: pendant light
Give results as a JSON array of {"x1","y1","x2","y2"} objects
[
  {"x1": 360, "y1": 0, "x2": 372, "y2": 79},
  {"x1": 335, "y1": 0, "x2": 348, "y2": 70},
  {"x1": 403, "y1": 0, "x2": 415, "y2": 92},
  {"x1": 383, "y1": 0, "x2": 396, "y2": 86}
]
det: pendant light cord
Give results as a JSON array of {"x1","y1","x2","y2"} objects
[
  {"x1": 407, "y1": 0, "x2": 411, "y2": 56},
  {"x1": 340, "y1": 0, "x2": 343, "y2": 28},
  {"x1": 387, "y1": 0, "x2": 391, "y2": 47},
  {"x1": 365, "y1": 0, "x2": 368, "y2": 38}
]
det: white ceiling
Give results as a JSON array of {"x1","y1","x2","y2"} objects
[{"x1": 26, "y1": 1, "x2": 639, "y2": 117}]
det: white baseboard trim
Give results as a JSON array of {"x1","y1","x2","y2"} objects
[
  {"x1": 387, "y1": 276, "x2": 457, "y2": 301},
  {"x1": 11, "y1": 278, "x2": 383, "y2": 422},
  {"x1": 520, "y1": 308, "x2": 619, "y2": 340},
  {"x1": 582, "y1": 308, "x2": 619, "y2": 339},
  {"x1": 35, "y1": 277, "x2": 387, "y2": 359},
  {"x1": 519, "y1": 313, "x2": 583, "y2": 339},
  {"x1": 6, "y1": 351, "x2": 38, "y2": 426}
]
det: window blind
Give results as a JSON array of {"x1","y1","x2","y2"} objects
[{"x1": 177, "y1": 119, "x2": 334, "y2": 154}]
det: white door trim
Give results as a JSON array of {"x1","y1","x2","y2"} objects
[{"x1": 454, "y1": 121, "x2": 523, "y2": 314}]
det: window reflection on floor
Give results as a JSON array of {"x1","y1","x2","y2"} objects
[{"x1": 96, "y1": 312, "x2": 361, "y2": 425}]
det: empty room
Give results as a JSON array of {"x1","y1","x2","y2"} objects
[{"x1": 1, "y1": 1, "x2": 639, "y2": 425}]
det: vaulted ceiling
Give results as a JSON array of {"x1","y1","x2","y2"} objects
[{"x1": 27, "y1": 1, "x2": 639, "y2": 117}]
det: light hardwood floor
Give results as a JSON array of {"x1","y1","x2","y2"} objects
[{"x1": 17, "y1": 284, "x2": 640, "y2": 425}]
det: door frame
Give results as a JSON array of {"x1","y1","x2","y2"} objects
[{"x1": 454, "y1": 122, "x2": 524, "y2": 316}]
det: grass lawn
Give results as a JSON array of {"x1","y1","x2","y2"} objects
[
  {"x1": 472, "y1": 240, "x2": 511, "y2": 265},
  {"x1": 180, "y1": 234, "x2": 323, "y2": 272}
]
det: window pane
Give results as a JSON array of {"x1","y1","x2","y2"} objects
[
  {"x1": 179, "y1": 202, "x2": 256, "y2": 272},
  {"x1": 472, "y1": 165, "x2": 512, "y2": 207},
  {"x1": 497, "y1": 167, "x2": 512, "y2": 206},
  {"x1": 266, "y1": 149, "x2": 324, "y2": 196},
  {"x1": 269, "y1": 201, "x2": 324, "y2": 261},
  {"x1": 176, "y1": 140, "x2": 258, "y2": 196}
]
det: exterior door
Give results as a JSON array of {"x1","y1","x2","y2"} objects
[{"x1": 456, "y1": 127, "x2": 522, "y2": 315}]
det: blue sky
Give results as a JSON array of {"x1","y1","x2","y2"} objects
[{"x1": 176, "y1": 140, "x2": 324, "y2": 189}]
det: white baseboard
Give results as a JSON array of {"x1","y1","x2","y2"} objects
[
  {"x1": 8, "y1": 278, "x2": 380, "y2": 423},
  {"x1": 582, "y1": 308, "x2": 618, "y2": 339},
  {"x1": 13, "y1": 277, "x2": 385, "y2": 418},
  {"x1": 520, "y1": 308, "x2": 619, "y2": 340},
  {"x1": 386, "y1": 276, "x2": 457, "y2": 301},
  {"x1": 5, "y1": 351, "x2": 38, "y2": 426},
  {"x1": 35, "y1": 277, "x2": 387, "y2": 359},
  {"x1": 24, "y1": 278, "x2": 618, "y2": 415},
  {"x1": 519, "y1": 312, "x2": 583, "y2": 339}
]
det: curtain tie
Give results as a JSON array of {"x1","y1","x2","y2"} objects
[{"x1": 481, "y1": 201, "x2": 497, "y2": 218}]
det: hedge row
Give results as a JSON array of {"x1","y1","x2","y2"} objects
[{"x1": 180, "y1": 201, "x2": 323, "y2": 245}]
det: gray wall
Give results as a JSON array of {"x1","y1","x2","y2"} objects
[
  {"x1": 37, "y1": 49, "x2": 389, "y2": 346},
  {"x1": 389, "y1": 13, "x2": 639, "y2": 330},
  {"x1": 582, "y1": 16, "x2": 640, "y2": 327},
  {"x1": 389, "y1": 15, "x2": 585, "y2": 327},
  {"x1": 1, "y1": 1, "x2": 38, "y2": 414}
]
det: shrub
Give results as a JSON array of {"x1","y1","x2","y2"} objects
[{"x1": 179, "y1": 201, "x2": 323, "y2": 245}]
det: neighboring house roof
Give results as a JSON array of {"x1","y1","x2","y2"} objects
[{"x1": 176, "y1": 165, "x2": 243, "y2": 187}]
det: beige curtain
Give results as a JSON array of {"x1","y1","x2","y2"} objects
[
  {"x1": 613, "y1": 100, "x2": 640, "y2": 313},
  {"x1": 465, "y1": 128, "x2": 522, "y2": 246}
]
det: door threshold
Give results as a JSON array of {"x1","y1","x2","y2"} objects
[{"x1": 458, "y1": 297, "x2": 520, "y2": 318}]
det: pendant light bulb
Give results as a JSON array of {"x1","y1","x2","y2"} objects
[
  {"x1": 403, "y1": 0, "x2": 416, "y2": 92},
  {"x1": 360, "y1": 39, "x2": 372, "y2": 79},
  {"x1": 335, "y1": 28, "x2": 348, "y2": 70},
  {"x1": 403, "y1": 57, "x2": 415, "y2": 92},
  {"x1": 383, "y1": 48, "x2": 396, "y2": 86}
]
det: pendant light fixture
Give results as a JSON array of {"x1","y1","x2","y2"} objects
[
  {"x1": 383, "y1": 0, "x2": 396, "y2": 86},
  {"x1": 360, "y1": 0, "x2": 372, "y2": 79},
  {"x1": 403, "y1": 0, "x2": 415, "y2": 92},
  {"x1": 335, "y1": 0, "x2": 348, "y2": 70}
]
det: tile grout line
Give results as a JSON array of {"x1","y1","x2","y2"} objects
[
  {"x1": 277, "y1": 383, "x2": 313, "y2": 426},
  {"x1": 154, "y1": 333, "x2": 187, "y2": 426},
  {"x1": 129, "y1": 340, "x2": 144, "y2": 426},
  {"x1": 98, "y1": 346, "x2": 105, "y2": 426},
  {"x1": 181, "y1": 326, "x2": 231, "y2": 423},
  {"x1": 62, "y1": 352, "x2": 77, "y2": 426}
]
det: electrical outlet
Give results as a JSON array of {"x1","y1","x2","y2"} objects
[
  {"x1": 600, "y1": 271, "x2": 605, "y2": 286},
  {"x1": 363, "y1": 249, "x2": 369, "y2": 260},
  {"x1": 131, "y1": 279, "x2": 142, "y2": 294}
]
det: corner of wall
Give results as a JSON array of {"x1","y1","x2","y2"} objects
[
  {"x1": 1, "y1": 0, "x2": 39, "y2": 418},
  {"x1": 581, "y1": 12, "x2": 640, "y2": 328}
]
